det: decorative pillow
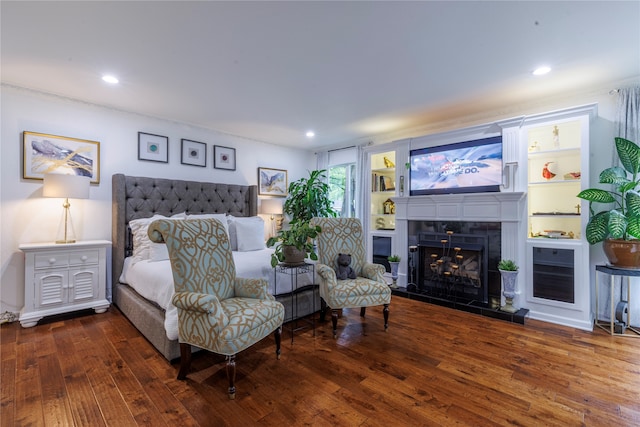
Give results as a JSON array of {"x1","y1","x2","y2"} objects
[
  {"x1": 129, "y1": 212, "x2": 186, "y2": 263},
  {"x1": 187, "y1": 213, "x2": 229, "y2": 236},
  {"x1": 229, "y1": 216, "x2": 266, "y2": 252}
]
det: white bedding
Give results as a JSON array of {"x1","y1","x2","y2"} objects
[{"x1": 120, "y1": 248, "x2": 315, "y2": 340}]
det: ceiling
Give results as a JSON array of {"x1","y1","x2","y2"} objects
[{"x1": 2, "y1": 1, "x2": 639, "y2": 150}]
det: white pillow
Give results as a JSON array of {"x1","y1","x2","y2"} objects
[
  {"x1": 235, "y1": 217, "x2": 267, "y2": 252},
  {"x1": 129, "y1": 212, "x2": 186, "y2": 263},
  {"x1": 187, "y1": 213, "x2": 229, "y2": 236}
]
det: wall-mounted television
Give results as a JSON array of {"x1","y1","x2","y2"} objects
[{"x1": 410, "y1": 136, "x2": 503, "y2": 196}]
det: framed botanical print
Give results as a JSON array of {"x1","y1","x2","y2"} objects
[
  {"x1": 138, "y1": 132, "x2": 169, "y2": 163},
  {"x1": 214, "y1": 145, "x2": 236, "y2": 171},
  {"x1": 181, "y1": 139, "x2": 207, "y2": 167},
  {"x1": 258, "y1": 167, "x2": 287, "y2": 196},
  {"x1": 23, "y1": 131, "x2": 100, "y2": 184}
]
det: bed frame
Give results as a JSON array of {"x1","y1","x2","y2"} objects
[{"x1": 111, "y1": 173, "x2": 318, "y2": 361}]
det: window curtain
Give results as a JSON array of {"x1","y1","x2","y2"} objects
[
  {"x1": 356, "y1": 144, "x2": 369, "y2": 221},
  {"x1": 603, "y1": 86, "x2": 640, "y2": 326},
  {"x1": 612, "y1": 86, "x2": 640, "y2": 165}
]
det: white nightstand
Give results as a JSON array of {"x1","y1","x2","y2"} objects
[{"x1": 19, "y1": 240, "x2": 111, "y2": 327}]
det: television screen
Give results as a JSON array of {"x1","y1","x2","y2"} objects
[{"x1": 410, "y1": 136, "x2": 503, "y2": 196}]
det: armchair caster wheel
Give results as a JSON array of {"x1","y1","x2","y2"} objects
[{"x1": 229, "y1": 393, "x2": 235, "y2": 400}]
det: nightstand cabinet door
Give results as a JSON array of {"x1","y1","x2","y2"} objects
[{"x1": 19, "y1": 240, "x2": 111, "y2": 327}]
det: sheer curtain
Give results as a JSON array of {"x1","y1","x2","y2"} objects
[{"x1": 602, "y1": 86, "x2": 640, "y2": 326}]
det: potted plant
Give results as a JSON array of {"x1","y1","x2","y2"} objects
[
  {"x1": 497, "y1": 259, "x2": 519, "y2": 313},
  {"x1": 577, "y1": 137, "x2": 640, "y2": 268},
  {"x1": 267, "y1": 169, "x2": 337, "y2": 267},
  {"x1": 267, "y1": 222, "x2": 321, "y2": 267},
  {"x1": 388, "y1": 254, "x2": 401, "y2": 287}
]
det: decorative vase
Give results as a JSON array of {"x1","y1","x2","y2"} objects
[
  {"x1": 499, "y1": 269, "x2": 519, "y2": 313},
  {"x1": 389, "y1": 261, "x2": 400, "y2": 288},
  {"x1": 603, "y1": 239, "x2": 640, "y2": 269}
]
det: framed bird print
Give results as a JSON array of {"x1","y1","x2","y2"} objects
[{"x1": 258, "y1": 167, "x2": 287, "y2": 196}]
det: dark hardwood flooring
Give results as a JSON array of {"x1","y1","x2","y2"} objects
[{"x1": 2, "y1": 297, "x2": 640, "y2": 426}]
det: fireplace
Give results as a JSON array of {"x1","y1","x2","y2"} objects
[
  {"x1": 409, "y1": 222, "x2": 500, "y2": 305},
  {"x1": 392, "y1": 192, "x2": 527, "y2": 322},
  {"x1": 417, "y1": 231, "x2": 488, "y2": 304}
]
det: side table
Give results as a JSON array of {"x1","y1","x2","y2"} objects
[
  {"x1": 594, "y1": 264, "x2": 640, "y2": 337},
  {"x1": 274, "y1": 262, "x2": 316, "y2": 343}
]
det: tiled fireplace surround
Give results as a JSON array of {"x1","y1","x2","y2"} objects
[{"x1": 393, "y1": 192, "x2": 528, "y2": 322}]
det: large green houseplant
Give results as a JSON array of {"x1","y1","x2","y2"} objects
[
  {"x1": 267, "y1": 169, "x2": 337, "y2": 267},
  {"x1": 577, "y1": 137, "x2": 640, "y2": 267}
]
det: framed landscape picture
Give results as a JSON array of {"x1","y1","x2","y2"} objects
[
  {"x1": 23, "y1": 131, "x2": 100, "y2": 184},
  {"x1": 258, "y1": 167, "x2": 287, "y2": 196}
]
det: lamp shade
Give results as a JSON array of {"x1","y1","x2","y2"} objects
[
  {"x1": 260, "y1": 198, "x2": 283, "y2": 215},
  {"x1": 43, "y1": 173, "x2": 90, "y2": 199}
]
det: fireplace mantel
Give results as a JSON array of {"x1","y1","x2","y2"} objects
[
  {"x1": 392, "y1": 192, "x2": 527, "y2": 290},
  {"x1": 394, "y1": 192, "x2": 526, "y2": 222}
]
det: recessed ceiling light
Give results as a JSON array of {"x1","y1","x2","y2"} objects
[
  {"x1": 102, "y1": 74, "x2": 119, "y2": 84},
  {"x1": 306, "y1": 131, "x2": 315, "y2": 138},
  {"x1": 532, "y1": 66, "x2": 551, "y2": 76}
]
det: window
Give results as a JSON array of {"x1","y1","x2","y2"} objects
[{"x1": 328, "y1": 163, "x2": 356, "y2": 217}]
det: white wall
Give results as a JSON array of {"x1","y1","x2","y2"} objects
[{"x1": 0, "y1": 85, "x2": 315, "y2": 313}]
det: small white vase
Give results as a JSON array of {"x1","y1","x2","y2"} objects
[
  {"x1": 499, "y1": 269, "x2": 518, "y2": 313},
  {"x1": 389, "y1": 261, "x2": 400, "y2": 288}
]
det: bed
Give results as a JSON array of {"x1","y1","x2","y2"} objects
[{"x1": 112, "y1": 173, "x2": 319, "y2": 361}]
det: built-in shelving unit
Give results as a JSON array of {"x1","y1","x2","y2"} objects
[{"x1": 519, "y1": 104, "x2": 595, "y2": 331}]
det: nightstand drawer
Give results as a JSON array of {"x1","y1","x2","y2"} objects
[
  {"x1": 69, "y1": 249, "x2": 100, "y2": 266},
  {"x1": 34, "y1": 253, "x2": 69, "y2": 269}
]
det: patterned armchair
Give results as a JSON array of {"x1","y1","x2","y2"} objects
[
  {"x1": 148, "y1": 218, "x2": 284, "y2": 399},
  {"x1": 310, "y1": 217, "x2": 391, "y2": 338}
]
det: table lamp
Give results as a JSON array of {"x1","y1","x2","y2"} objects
[
  {"x1": 260, "y1": 198, "x2": 283, "y2": 238},
  {"x1": 43, "y1": 173, "x2": 90, "y2": 243}
]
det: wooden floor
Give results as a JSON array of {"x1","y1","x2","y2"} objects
[{"x1": 2, "y1": 297, "x2": 640, "y2": 426}]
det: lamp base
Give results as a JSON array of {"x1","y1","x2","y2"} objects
[{"x1": 55, "y1": 239, "x2": 76, "y2": 244}]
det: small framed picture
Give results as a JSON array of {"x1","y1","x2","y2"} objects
[
  {"x1": 23, "y1": 131, "x2": 101, "y2": 184},
  {"x1": 214, "y1": 145, "x2": 236, "y2": 171},
  {"x1": 181, "y1": 139, "x2": 207, "y2": 167},
  {"x1": 138, "y1": 132, "x2": 169, "y2": 163},
  {"x1": 258, "y1": 167, "x2": 287, "y2": 196}
]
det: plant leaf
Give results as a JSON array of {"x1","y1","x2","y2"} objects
[
  {"x1": 615, "y1": 137, "x2": 640, "y2": 176},
  {"x1": 626, "y1": 216, "x2": 640, "y2": 239},
  {"x1": 577, "y1": 188, "x2": 615, "y2": 203},
  {"x1": 608, "y1": 209, "x2": 627, "y2": 239},
  {"x1": 626, "y1": 190, "x2": 640, "y2": 217},
  {"x1": 599, "y1": 166, "x2": 628, "y2": 185},
  {"x1": 585, "y1": 211, "x2": 609, "y2": 244}
]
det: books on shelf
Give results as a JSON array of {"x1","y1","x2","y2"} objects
[{"x1": 372, "y1": 174, "x2": 394, "y2": 192}]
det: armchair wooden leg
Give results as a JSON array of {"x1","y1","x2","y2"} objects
[
  {"x1": 177, "y1": 343, "x2": 191, "y2": 380},
  {"x1": 383, "y1": 304, "x2": 390, "y2": 331},
  {"x1": 226, "y1": 354, "x2": 236, "y2": 400},
  {"x1": 360, "y1": 307, "x2": 366, "y2": 317},
  {"x1": 275, "y1": 326, "x2": 282, "y2": 360},
  {"x1": 332, "y1": 309, "x2": 339, "y2": 338}
]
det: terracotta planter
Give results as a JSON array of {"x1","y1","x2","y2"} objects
[{"x1": 603, "y1": 239, "x2": 640, "y2": 269}]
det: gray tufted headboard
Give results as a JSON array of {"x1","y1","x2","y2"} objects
[{"x1": 111, "y1": 173, "x2": 258, "y2": 285}]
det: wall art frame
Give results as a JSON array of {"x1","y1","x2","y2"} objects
[
  {"x1": 258, "y1": 167, "x2": 288, "y2": 196},
  {"x1": 214, "y1": 145, "x2": 236, "y2": 171},
  {"x1": 138, "y1": 132, "x2": 169, "y2": 163},
  {"x1": 23, "y1": 131, "x2": 101, "y2": 184},
  {"x1": 181, "y1": 139, "x2": 207, "y2": 167}
]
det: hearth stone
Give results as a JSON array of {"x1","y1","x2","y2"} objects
[{"x1": 391, "y1": 287, "x2": 529, "y2": 324}]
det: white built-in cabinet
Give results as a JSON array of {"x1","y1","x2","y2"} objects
[
  {"x1": 19, "y1": 240, "x2": 111, "y2": 327},
  {"x1": 514, "y1": 104, "x2": 596, "y2": 330}
]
